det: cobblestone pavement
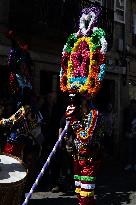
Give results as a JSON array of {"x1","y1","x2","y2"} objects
[
  {"x1": 96, "y1": 160, "x2": 136, "y2": 205},
  {"x1": 24, "y1": 159, "x2": 136, "y2": 205}
]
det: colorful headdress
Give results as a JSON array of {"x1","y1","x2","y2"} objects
[
  {"x1": 60, "y1": 7, "x2": 107, "y2": 97},
  {"x1": 7, "y1": 31, "x2": 32, "y2": 103},
  {"x1": 7, "y1": 31, "x2": 32, "y2": 72}
]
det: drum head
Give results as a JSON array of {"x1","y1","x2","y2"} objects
[{"x1": 0, "y1": 155, "x2": 27, "y2": 183}]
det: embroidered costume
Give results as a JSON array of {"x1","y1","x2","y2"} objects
[
  {"x1": 69, "y1": 108, "x2": 104, "y2": 205},
  {"x1": 60, "y1": 6, "x2": 107, "y2": 205}
]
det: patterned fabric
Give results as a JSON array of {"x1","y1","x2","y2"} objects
[{"x1": 72, "y1": 112, "x2": 104, "y2": 205}]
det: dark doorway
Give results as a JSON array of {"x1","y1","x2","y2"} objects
[
  {"x1": 95, "y1": 79, "x2": 115, "y2": 111},
  {"x1": 40, "y1": 70, "x2": 59, "y2": 95}
]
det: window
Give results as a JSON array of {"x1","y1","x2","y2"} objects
[
  {"x1": 132, "y1": 14, "x2": 136, "y2": 46},
  {"x1": 114, "y1": 0, "x2": 126, "y2": 23},
  {"x1": 129, "y1": 79, "x2": 136, "y2": 100}
]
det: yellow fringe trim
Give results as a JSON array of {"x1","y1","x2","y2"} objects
[
  {"x1": 80, "y1": 190, "x2": 94, "y2": 197},
  {"x1": 75, "y1": 188, "x2": 81, "y2": 194}
]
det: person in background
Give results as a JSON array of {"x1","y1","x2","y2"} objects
[
  {"x1": 51, "y1": 113, "x2": 75, "y2": 193},
  {"x1": 124, "y1": 99, "x2": 136, "y2": 171},
  {"x1": 44, "y1": 92, "x2": 61, "y2": 150},
  {"x1": 40, "y1": 91, "x2": 65, "y2": 190},
  {"x1": 103, "y1": 103, "x2": 115, "y2": 159}
]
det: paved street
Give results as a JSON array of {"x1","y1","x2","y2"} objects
[{"x1": 24, "y1": 159, "x2": 136, "y2": 205}]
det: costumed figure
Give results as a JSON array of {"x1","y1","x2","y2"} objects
[
  {"x1": 0, "y1": 31, "x2": 43, "y2": 160},
  {"x1": 60, "y1": 6, "x2": 107, "y2": 205}
]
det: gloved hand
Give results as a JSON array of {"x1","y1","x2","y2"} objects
[{"x1": 65, "y1": 104, "x2": 76, "y2": 121}]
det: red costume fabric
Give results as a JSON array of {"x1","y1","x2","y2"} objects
[
  {"x1": 4, "y1": 142, "x2": 24, "y2": 158},
  {"x1": 69, "y1": 110, "x2": 104, "y2": 205}
]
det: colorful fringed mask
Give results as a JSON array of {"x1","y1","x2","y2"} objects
[{"x1": 60, "y1": 7, "x2": 107, "y2": 97}]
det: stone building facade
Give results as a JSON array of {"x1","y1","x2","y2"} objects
[{"x1": 0, "y1": 0, "x2": 135, "y2": 154}]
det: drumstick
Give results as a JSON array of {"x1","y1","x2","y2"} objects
[{"x1": 22, "y1": 120, "x2": 70, "y2": 205}]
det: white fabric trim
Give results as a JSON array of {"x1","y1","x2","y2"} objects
[
  {"x1": 81, "y1": 183, "x2": 95, "y2": 190},
  {"x1": 75, "y1": 181, "x2": 81, "y2": 187}
]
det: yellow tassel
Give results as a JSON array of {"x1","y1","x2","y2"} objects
[
  {"x1": 75, "y1": 188, "x2": 81, "y2": 194},
  {"x1": 80, "y1": 190, "x2": 94, "y2": 197}
]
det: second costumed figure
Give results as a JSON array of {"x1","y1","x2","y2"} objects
[{"x1": 60, "y1": 6, "x2": 107, "y2": 205}]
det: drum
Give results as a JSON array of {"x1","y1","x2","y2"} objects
[{"x1": 0, "y1": 154, "x2": 27, "y2": 205}]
